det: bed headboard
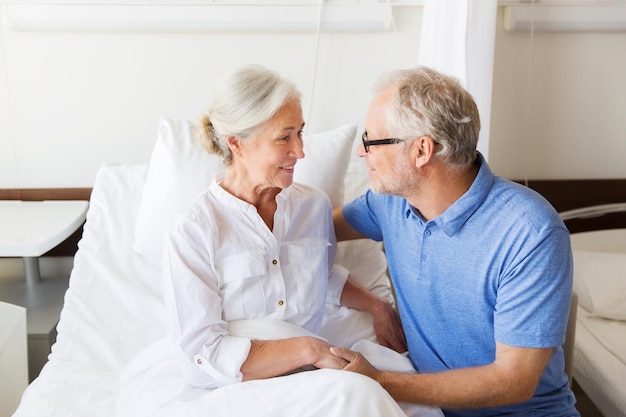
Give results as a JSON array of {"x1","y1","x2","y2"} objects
[{"x1": 1, "y1": 178, "x2": 625, "y2": 256}]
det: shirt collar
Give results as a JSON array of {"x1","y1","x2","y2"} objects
[{"x1": 405, "y1": 152, "x2": 494, "y2": 237}]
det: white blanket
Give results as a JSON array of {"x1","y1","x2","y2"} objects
[{"x1": 120, "y1": 319, "x2": 442, "y2": 417}]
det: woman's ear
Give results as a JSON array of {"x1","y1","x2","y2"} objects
[{"x1": 226, "y1": 135, "x2": 242, "y2": 157}]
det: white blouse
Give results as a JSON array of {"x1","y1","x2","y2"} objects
[{"x1": 163, "y1": 177, "x2": 348, "y2": 389}]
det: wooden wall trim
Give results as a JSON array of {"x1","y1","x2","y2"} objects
[
  {"x1": 516, "y1": 179, "x2": 626, "y2": 234},
  {"x1": 518, "y1": 179, "x2": 626, "y2": 212},
  {"x1": 0, "y1": 188, "x2": 92, "y2": 201},
  {"x1": 2, "y1": 179, "x2": 625, "y2": 257}
]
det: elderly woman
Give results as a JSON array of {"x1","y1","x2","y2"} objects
[{"x1": 162, "y1": 65, "x2": 405, "y2": 390}]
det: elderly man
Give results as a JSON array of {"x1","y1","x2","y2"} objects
[{"x1": 331, "y1": 66, "x2": 580, "y2": 417}]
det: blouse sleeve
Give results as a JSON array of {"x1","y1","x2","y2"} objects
[{"x1": 162, "y1": 223, "x2": 252, "y2": 389}]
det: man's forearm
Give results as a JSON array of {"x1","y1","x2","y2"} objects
[
  {"x1": 380, "y1": 365, "x2": 521, "y2": 409},
  {"x1": 380, "y1": 345, "x2": 551, "y2": 409}
]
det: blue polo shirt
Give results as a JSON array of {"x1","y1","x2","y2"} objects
[{"x1": 343, "y1": 154, "x2": 579, "y2": 416}]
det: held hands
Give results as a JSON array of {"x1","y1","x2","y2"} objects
[
  {"x1": 302, "y1": 337, "x2": 349, "y2": 370},
  {"x1": 330, "y1": 346, "x2": 383, "y2": 384}
]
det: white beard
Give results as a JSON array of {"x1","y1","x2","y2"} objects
[{"x1": 370, "y1": 155, "x2": 419, "y2": 199}]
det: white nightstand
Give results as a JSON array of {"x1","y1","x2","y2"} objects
[
  {"x1": 0, "y1": 200, "x2": 88, "y2": 381},
  {"x1": 0, "y1": 301, "x2": 28, "y2": 417}
]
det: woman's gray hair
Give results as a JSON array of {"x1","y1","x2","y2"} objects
[
  {"x1": 374, "y1": 66, "x2": 479, "y2": 167},
  {"x1": 198, "y1": 64, "x2": 302, "y2": 165}
]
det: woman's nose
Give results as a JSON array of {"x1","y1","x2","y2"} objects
[{"x1": 293, "y1": 138, "x2": 305, "y2": 158}]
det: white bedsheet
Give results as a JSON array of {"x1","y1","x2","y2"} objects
[
  {"x1": 578, "y1": 309, "x2": 626, "y2": 366},
  {"x1": 13, "y1": 163, "x2": 442, "y2": 417}
]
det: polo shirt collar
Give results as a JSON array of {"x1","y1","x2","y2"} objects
[{"x1": 406, "y1": 152, "x2": 494, "y2": 237}]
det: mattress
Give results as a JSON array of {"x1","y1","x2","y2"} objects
[
  {"x1": 570, "y1": 229, "x2": 626, "y2": 417},
  {"x1": 574, "y1": 309, "x2": 626, "y2": 417}
]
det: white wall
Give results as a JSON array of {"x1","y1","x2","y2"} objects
[
  {"x1": 1, "y1": 4, "x2": 626, "y2": 186},
  {"x1": 2, "y1": 4, "x2": 626, "y2": 281},
  {"x1": 0, "y1": 5, "x2": 423, "y2": 189},
  {"x1": 490, "y1": 7, "x2": 626, "y2": 180}
]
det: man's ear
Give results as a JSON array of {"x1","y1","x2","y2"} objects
[{"x1": 412, "y1": 135, "x2": 437, "y2": 168}]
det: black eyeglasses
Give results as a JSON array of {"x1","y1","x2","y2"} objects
[{"x1": 361, "y1": 131, "x2": 404, "y2": 153}]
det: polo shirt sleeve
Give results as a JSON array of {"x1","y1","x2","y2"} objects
[
  {"x1": 494, "y1": 226, "x2": 573, "y2": 348},
  {"x1": 343, "y1": 191, "x2": 385, "y2": 242}
]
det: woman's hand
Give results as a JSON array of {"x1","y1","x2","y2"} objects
[
  {"x1": 370, "y1": 300, "x2": 407, "y2": 353},
  {"x1": 339, "y1": 277, "x2": 407, "y2": 353},
  {"x1": 301, "y1": 337, "x2": 349, "y2": 370},
  {"x1": 242, "y1": 336, "x2": 347, "y2": 381}
]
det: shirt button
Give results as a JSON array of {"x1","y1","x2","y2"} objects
[
  {"x1": 197, "y1": 358, "x2": 203, "y2": 365},
  {"x1": 425, "y1": 230, "x2": 431, "y2": 236},
  {"x1": 272, "y1": 259, "x2": 278, "y2": 265},
  {"x1": 278, "y1": 300, "x2": 284, "y2": 306}
]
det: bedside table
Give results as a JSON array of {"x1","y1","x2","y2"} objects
[
  {"x1": 0, "y1": 301, "x2": 28, "y2": 416},
  {"x1": 0, "y1": 200, "x2": 89, "y2": 285},
  {"x1": 0, "y1": 200, "x2": 88, "y2": 380}
]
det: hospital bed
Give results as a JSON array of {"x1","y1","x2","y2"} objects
[
  {"x1": 11, "y1": 118, "x2": 442, "y2": 417},
  {"x1": 560, "y1": 205, "x2": 626, "y2": 417}
]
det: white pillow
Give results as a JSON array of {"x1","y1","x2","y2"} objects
[
  {"x1": 572, "y1": 249, "x2": 626, "y2": 321},
  {"x1": 335, "y1": 160, "x2": 394, "y2": 304},
  {"x1": 133, "y1": 118, "x2": 356, "y2": 260},
  {"x1": 293, "y1": 124, "x2": 357, "y2": 208},
  {"x1": 343, "y1": 159, "x2": 370, "y2": 204},
  {"x1": 132, "y1": 118, "x2": 224, "y2": 259}
]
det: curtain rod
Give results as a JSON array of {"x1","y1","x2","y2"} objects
[{"x1": 5, "y1": 3, "x2": 396, "y2": 32}]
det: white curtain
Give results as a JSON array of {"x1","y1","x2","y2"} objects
[{"x1": 419, "y1": 0, "x2": 498, "y2": 160}]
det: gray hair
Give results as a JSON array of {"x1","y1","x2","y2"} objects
[
  {"x1": 198, "y1": 64, "x2": 302, "y2": 165},
  {"x1": 374, "y1": 66, "x2": 479, "y2": 167}
]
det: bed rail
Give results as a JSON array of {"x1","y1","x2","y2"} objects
[{"x1": 559, "y1": 202, "x2": 626, "y2": 221}]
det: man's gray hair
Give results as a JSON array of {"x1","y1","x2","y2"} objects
[{"x1": 374, "y1": 66, "x2": 479, "y2": 167}]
